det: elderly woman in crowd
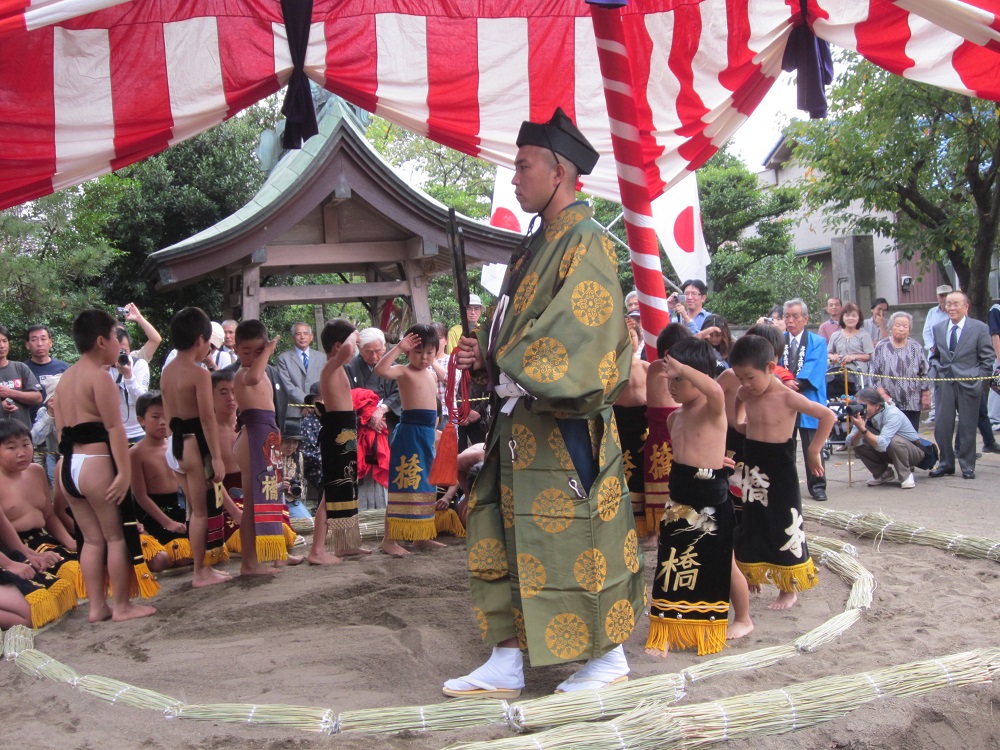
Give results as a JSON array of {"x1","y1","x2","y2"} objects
[
  {"x1": 869, "y1": 311, "x2": 930, "y2": 431},
  {"x1": 828, "y1": 301, "x2": 874, "y2": 398}
]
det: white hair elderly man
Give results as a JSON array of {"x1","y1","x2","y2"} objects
[{"x1": 344, "y1": 328, "x2": 402, "y2": 509}]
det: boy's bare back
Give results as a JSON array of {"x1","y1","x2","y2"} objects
[
  {"x1": 646, "y1": 359, "x2": 679, "y2": 409},
  {"x1": 54, "y1": 358, "x2": 117, "y2": 430},
  {"x1": 161, "y1": 357, "x2": 212, "y2": 422},
  {"x1": 321, "y1": 334, "x2": 357, "y2": 412},
  {"x1": 738, "y1": 379, "x2": 801, "y2": 444}
]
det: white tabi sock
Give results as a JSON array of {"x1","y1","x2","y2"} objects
[
  {"x1": 555, "y1": 645, "x2": 629, "y2": 692},
  {"x1": 443, "y1": 647, "x2": 525, "y2": 691}
]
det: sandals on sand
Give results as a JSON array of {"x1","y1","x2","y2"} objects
[
  {"x1": 554, "y1": 674, "x2": 628, "y2": 693},
  {"x1": 442, "y1": 676, "x2": 522, "y2": 699}
]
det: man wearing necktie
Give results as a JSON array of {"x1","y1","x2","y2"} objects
[
  {"x1": 928, "y1": 291, "x2": 994, "y2": 479},
  {"x1": 277, "y1": 322, "x2": 324, "y2": 428},
  {"x1": 782, "y1": 298, "x2": 829, "y2": 501}
]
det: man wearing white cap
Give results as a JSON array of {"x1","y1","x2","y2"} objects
[
  {"x1": 445, "y1": 294, "x2": 484, "y2": 354},
  {"x1": 923, "y1": 284, "x2": 954, "y2": 354}
]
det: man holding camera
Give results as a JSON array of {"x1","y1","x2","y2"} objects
[
  {"x1": 847, "y1": 388, "x2": 924, "y2": 489},
  {"x1": 671, "y1": 279, "x2": 713, "y2": 333},
  {"x1": 113, "y1": 326, "x2": 150, "y2": 443}
]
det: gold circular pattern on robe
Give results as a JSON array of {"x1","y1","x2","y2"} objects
[
  {"x1": 467, "y1": 484, "x2": 478, "y2": 512},
  {"x1": 531, "y1": 488, "x2": 575, "y2": 534},
  {"x1": 545, "y1": 612, "x2": 590, "y2": 660},
  {"x1": 500, "y1": 483, "x2": 515, "y2": 529},
  {"x1": 599, "y1": 350, "x2": 619, "y2": 396},
  {"x1": 604, "y1": 599, "x2": 635, "y2": 644},
  {"x1": 511, "y1": 424, "x2": 536, "y2": 469},
  {"x1": 601, "y1": 235, "x2": 617, "y2": 265},
  {"x1": 513, "y1": 272, "x2": 539, "y2": 314},
  {"x1": 573, "y1": 548, "x2": 608, "y2": 592},
  {"x1": 559, "y1": 243, "x2": 587, "y2": 279},
  {"x1": 624, "y1": 529, "x2": 640, "y2": 573},
  {"x1": 548, "y1": 428, "x2": 575, "y2": 471},
  {"x1": 517, "y1": 553, "x2": 547, "y2": 598},
  {"x1": 597, "y1": 476, "x2": 623, "y2": 521},
  {"x1": 609, "y1": 412, "x2": 620, "y2": 448},
  {"x1": 571, "y1": 281, "x2": 615, "y2": 327},
  {"x1": 513, "y1": 607, "x2": 527, "y2": 649},
  {"x1": 468, "y1": 538, "x2": 509, "y2": 581},
  {"x1": 545, "y1": 208, "x2": 579, "y2": 242},
  {"x1": 523, "y1": 337, "x2": 569, "y2": 384},
  {"x1": 473, "y1": 605, "x2": 489, "y2": 639}
]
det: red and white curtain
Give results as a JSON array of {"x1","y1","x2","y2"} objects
[{"x1": 1, "y1": 0, "x2": 999, "y2": 211}]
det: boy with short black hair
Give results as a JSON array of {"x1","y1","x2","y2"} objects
[
  {"x1": 55, "y1": 310, "x2": 156, "y2": 622},
  {"x1": 729, "y1": 334, "x2": 836, "y2": 610},
  {"x1": 130, "y1": 391, "x2": 191, "y2": 572},
  {"x1": 232, "y1": 320, "x2": 285, "y2": 574},
  {"x1": 0, "y1": 323, "x2": 43, "y2": 429},
  {"x1": 310, "y1": 318, "x2": 370, "y2": 565},
  {"x1": 374, "y1": 323, "x2": 443, "y2": 556},
  {"x1": 645, "y1": 337, "x2": 733, "y2": 657},
  {"x1": 161, "y1": 306, "x2": 229, "y2": 588}
]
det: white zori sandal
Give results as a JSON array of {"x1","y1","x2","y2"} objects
[{"x1": 443, "y1": 647, "x2": 525, "y2": 699}]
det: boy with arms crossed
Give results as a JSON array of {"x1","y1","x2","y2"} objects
[
  {"x1": 729, "y1": 334, "x2": 835, "y2": 610},
  {"x1": 55, "y1": 310, "x2": 155, "y2": 621},
  {"x1": 374, "y1": 324, "x2": 445, "y2": 556},
  {"x1": 645, "y1": 338, "x2": 733, "y2": 657},
  {"x1": 160, "y1": 307, "x2": 229, "y2": 588}
]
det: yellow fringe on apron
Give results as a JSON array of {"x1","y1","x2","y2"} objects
[
  {"x1": 283, "y1": 524, "x2": 297, "y2": 550},
  {"x1": 25, "y1": 589, "x2": 59, "y2": 629},
  {"x1": 164, "y1": 537, "x2": 192, "y2": 565},
  {"x1": 434, "y1": 508, "x2": 466, "y2": 537},
  {"x1": 256, "y1": 535, "x2": 288, "y2": 563},
  {"x1": 646, "y1": 616, "x2": 728, "y2": 657},
  {"x1": 129, "y1": 562, "x2": 159, "y2": 600},
  {"x1": 140, "y1": 534, "x2": 167, "y2": 562},
  {"x1": 387, "y1": 517, "x2": 437, "y2": 541},
  {"x1": 225, "y1": 531, "x2": 241, "y2": 554},
  {"x1": 203, "y1": 545, "x2": 230, "y2": 566},
  {"x1": 737, "y1": 558, "x2": 819, "y2": 593}
]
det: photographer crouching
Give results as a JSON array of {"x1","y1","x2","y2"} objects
[{"x1": 847, "y1": 388, "x2": 925, "y2": 490}]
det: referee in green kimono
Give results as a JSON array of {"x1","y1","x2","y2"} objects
[{"x1": 444, "y1": 108, "x2": 645, "y2": 698}]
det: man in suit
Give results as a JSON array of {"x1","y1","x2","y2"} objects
[
  {"x1": 928, "y1": 291, "x2": 994, "y2": 479},
  {"x1": 277, "y1": 322, "x2": 325, "y2": 428},
  {"x1": 782, "y1": 298, "x2": 830, "y2": 501}
]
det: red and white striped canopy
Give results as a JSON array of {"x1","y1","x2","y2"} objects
[{"x1": 2, "y1": 0, "x2": 999, "y2": 212}]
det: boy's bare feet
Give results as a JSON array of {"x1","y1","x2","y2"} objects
[
  {"x1": 240, "y1": 562, "x2": 277, "y2": 576},
  {"x1": 307, "y1": 549, "x2": 343, "y2": 565},
  {"x1": 274, "y1": 554, "x2": 304, "y2": 567},
  {"x1": 192, "y1": 567, "x2": 232, "y2": 588},
  {"x1": 749, "y1": 583, "x2": 762, "y2": 594},
  {"x1": 380, "y1": 539, "x2": 410, "y2": 557},
  {"x1": 334, "y1": 546, "x2": 372, "y2": 556},
  {"x1": 727, "y1": 619, "x2": 754, "y2": 639},
  {"x1": 769, "y1": 591, "x2": 797, "y2": 610},
  {"x1": 644, "y1": 645, "x2": 669, "y2": 659},
  {"x1": 88, "y1": 601, "x2": 113, "y2": 623},
  {"x1": 412, "y1": 539, "x2": 446, "y2": 550},
  {"x1": 112, "y1": 603, "x2": 157, "y2": 622}
]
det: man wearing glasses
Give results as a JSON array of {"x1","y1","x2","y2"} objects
[
  {"x1": 672, "y1": 279, "x2": 713, "y2": 333},
  {"x1": 782, "y1": 298, "x2": 830, "y2": 501}
]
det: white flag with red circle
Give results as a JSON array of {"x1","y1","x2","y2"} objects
[
  {"x1": 489, "y1": 166, "x2": 534, "y2": 235},
  {"x1": 651, "y1": 172, "x2": 711, "y2": 283}
]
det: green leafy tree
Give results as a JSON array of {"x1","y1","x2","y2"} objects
[
  {"x1": 0, "y1": 189, "x2": 119, "y2": 356},
  {"x1": 788, "y1": 54, "x2": 1000, "y2": 318}
]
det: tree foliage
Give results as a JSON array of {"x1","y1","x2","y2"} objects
[
  {"x1": 0, "y1": 189, "x2": 119, "y2": 358},
  {"x1": 788, "y1": 54, "x2": 1000, "y2": 318}
]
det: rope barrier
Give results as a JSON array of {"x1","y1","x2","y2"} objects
[{"x1": 826, "y1": 368, "x2": 997, "y2": 383}]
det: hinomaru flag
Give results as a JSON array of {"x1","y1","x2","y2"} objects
[
  {"x1": 651, "y1": 172, "x2": 711, "y2": 283},
  {"x1": 489, "y1": 166, "x2": 534, "y2": 235}
]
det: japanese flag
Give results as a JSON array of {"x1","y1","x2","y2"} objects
[
  {"x1": 651, "y1": 172, "x2": 711, "y2": 283},
  {"x1": 489, "y1": 166, "x2": 534, "y2": 234}
]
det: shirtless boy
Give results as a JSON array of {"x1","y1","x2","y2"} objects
[
  {"x1": 130, "y1": 392, "x2": 191, "y2": 572},
  {"x1": 232, "y1": 320, "x2": 284, "y2": 574},
  {"x1": 309, "y1": 318, "x2": 370, "y2": 565},
  {"x1": 54, "y1": 310, "x2": 155, "y2": 622},
  {"x1": 374, "y1": 324, "x2": 444, "y2": 556},
  {"x1": 160, "y1": 306, "x2": 229, "y2": 588},
  {"x1": 613, "y1": 326, "x2": 650, "y2": 537},
  {"x1": 211, "y1": 370, "x2": 245, "y2": 552},
  {"x1": 730, "y1": 334, "x2": 836, "y2": 610},
  {"x1": 645, "y1": 337, "x2": 734, "y2": 657}
]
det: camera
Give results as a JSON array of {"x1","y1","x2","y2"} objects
[
  {"x1": 117, "y1": 351, "x2": 130, "y2": 367},
  {"x1": 288, "y1": 480, "x2": 303, "y2": 499},
  {"x1": 116, "y1": 306, "x2": 129, "y2": 317},
  {"x1": 763, "y1": 317, "x2": 774, "y2": 325},
  {"x1": 842, "y1": 402, "x2": 866, "y2": 418},
  {"x1": 3, "y1": 398, "x2": 13, "y2": 407}
]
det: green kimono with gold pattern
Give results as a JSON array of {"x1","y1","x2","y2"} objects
[{"x1": 466, "y1": 202, "x2": 645, "y2": 667}]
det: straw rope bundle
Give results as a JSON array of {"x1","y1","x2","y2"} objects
[
  {"x1": 792, "y1": 609, "x2": 863, "y2": 653},
  {"x1": 76, "y1": 675, "x2": 182, "y2": 712},
  {"x1": 804, "y1": 507, "x2": 1000, "y2": 563},
  {"x1": 288, "y1": 516, "x2": 314, "y2": 534},
  {"x1": 3, "y1": 624, "x2": 33, "y2": 659},
  {"x1": 15, "y1": 648, "x2": 80, "y2": 685},
  {"x1": 452, "y1": 650, "x2": 997, "y2": 750},
  {"x1": 808, "y1": 537, "x2": 876, "y2": 610},
  {"x1": 339, "y1": 699, "x2": 509, "y2": 734},
  {"x1": 358, "y1": 509, "x2": 387, "y2": 541},
  {"x1": 166, "y1": 703, "x2": 336, "y2": 732},
  {"x1": 507, "y1": 673, "x2": 686, "y2": 732}
]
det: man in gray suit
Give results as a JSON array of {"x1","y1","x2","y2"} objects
[
  {"x1": 277, "y1": 322, "x2": 325, "y2": 427},
  {"x1": 928, "y1": 291, "x2": 994, "y2": 479}
]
